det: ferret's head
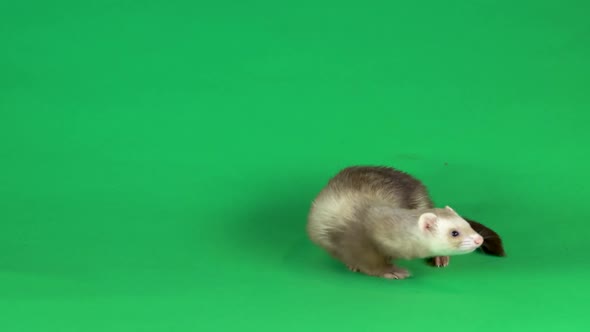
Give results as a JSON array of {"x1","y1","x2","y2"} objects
[{"x1": 418, "y1": 206, "x2": 484, "y2": 256}]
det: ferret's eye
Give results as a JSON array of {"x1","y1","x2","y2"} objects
[{"x1": 451, "y1": 230, "x2": 460, "y2": 237}]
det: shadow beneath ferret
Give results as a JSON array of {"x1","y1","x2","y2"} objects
[{"x1": 229, "y1": 173, "x2": 348, "y2": 277}]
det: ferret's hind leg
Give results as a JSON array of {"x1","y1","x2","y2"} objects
[
  {"x1": 325, "y1": 225, "x2": 411, "y2": 279},
  {"x1": 337, "y1": 242, "x2": 410, "y2": 279},
  {"x1": 333, "y1": 247, "x2": 411, "y2": 279}
]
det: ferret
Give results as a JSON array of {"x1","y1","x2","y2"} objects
[{"x1": 306, "y1": 166, "x2": 505, "y2": 279}]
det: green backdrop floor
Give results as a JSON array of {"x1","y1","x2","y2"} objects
[{"x1": 1, "y1": 1, "x2": 589, "y2": 331}]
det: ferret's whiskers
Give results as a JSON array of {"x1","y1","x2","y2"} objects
[{"x1": 476, "y1": 229, "x2": 499, "y2": 240}]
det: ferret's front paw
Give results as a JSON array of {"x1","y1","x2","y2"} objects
[
  {"x1": 382, "y1": 266, "x2": 411, "y2": 280},
  {"x1": 427, "y1": 256, "x2": 450, "y2": 267}
]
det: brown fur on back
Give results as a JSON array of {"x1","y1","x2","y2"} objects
[{"x1": 325, "y1": 166, "x2": 434, "y2": 209}]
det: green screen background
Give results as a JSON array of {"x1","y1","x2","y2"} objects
[{"x1": 1, "y1": 1, "x2": 589, "y2": 331}]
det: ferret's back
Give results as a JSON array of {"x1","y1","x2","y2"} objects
[{"x1": 323, "y1": 166, "x2": 432, "y2": 208}]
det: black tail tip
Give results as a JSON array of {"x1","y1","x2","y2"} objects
[
  {"x1": 481, "y1": 240, "x2": 506, "y2": 257},
  {"x1": 465, "y1": 218, "x2": 507, "y2": 257}
]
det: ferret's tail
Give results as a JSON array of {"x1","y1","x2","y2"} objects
[{"x1": 464, "y1": 218, "x2": 506, "y2": 257}]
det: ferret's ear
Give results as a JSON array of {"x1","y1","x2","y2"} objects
[
  {"x1": 418, "y1": 213, "x2": 438, "y2": 232},
  {"x1": 445, "y1": 205, "x2": 456, "y2": 213}
]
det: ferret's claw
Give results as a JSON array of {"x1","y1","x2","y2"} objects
[
  {"x1": 382, "y1": 266, "x2": 411, "y2": 280},
  {"x1": 427, "y1": 256, "x2": 450, "y2": 267},
  {"x1": 347, "y1": 265, "x2": 360, "y2": 272}
]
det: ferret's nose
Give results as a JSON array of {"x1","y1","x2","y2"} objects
[{"x1": 474, "y1": 236, "x2": 483, "y2": 246}]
